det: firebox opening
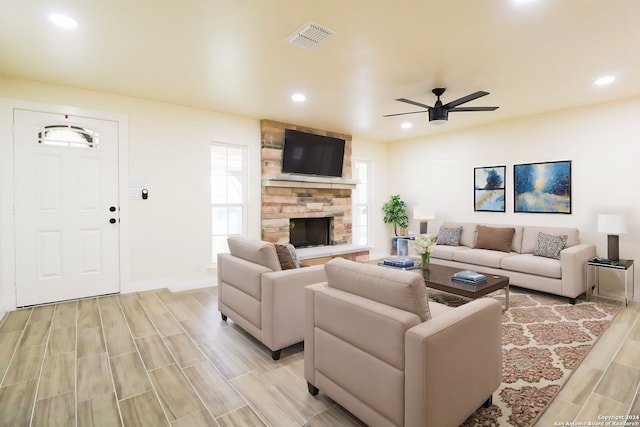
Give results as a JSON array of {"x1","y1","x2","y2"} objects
[{"x1": 289, "y1": 217, "x2": 330, "y2": 248}]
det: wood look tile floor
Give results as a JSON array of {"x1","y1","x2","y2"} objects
[{"x1": 0, "y1": 287, "x2": 637, "y2": 427}]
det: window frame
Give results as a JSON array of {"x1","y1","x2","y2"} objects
[
  {"x1": 210, "y1": 142, "x2": 248, "y2": 266},
  {"x1": 351, "y1": 158, "x2": 371, "y2": 246}
]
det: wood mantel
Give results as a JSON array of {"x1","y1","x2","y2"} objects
[{"x1": 262, "y1": 174, "x2": 358, "y2": 189}]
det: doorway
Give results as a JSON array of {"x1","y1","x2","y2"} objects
[{"x1": 13, "y1": 109, "x2": 121, "y2": 306}]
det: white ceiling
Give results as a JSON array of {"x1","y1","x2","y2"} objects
[{"x1": 1, "y1": 1, "x2": 639, "y2": 142}]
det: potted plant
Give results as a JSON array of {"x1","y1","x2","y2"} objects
[{"x1": 382, "y1": 195, "x2": 409, "y2": 252}]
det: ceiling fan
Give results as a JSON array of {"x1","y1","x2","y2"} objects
[{"x1": 384, "y1": 88, "x2": 499, "y2": 125}]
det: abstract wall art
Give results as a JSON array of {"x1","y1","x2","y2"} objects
[
  {"x1": 474, "y1": 165, "x2": 506, "y2": 212},
  {"x1": 514, "y1": 160, "x2": 571, "y2": 214}
]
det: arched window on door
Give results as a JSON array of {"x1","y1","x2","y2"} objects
[{"x1": 38, "y1": 125, "x2": 99, "y2": 149}]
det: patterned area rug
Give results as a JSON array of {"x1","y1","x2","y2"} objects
[{"x1": 428, "y1": 288, "x2": 621, "y2": 427}]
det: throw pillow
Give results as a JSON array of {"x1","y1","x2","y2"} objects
[
  {"x1": 474, "y1": 225, "x2": 515, "y2": 252},
  {"x1": 436, "y1": 226, "x2": 463, "y2": 246},
  {"x1": 283, "y1": 242, "x2": 301, "y2": 268},
  {"x1": 534, "y1": 232, "x2": 568, "y2": 259},
  {"x1": 275, "y1": 244, "x2": 297, "y2": 270}
]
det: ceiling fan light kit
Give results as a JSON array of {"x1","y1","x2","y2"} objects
[
  {"x1": 428, "y1": 108, "x2": 448, "y2": 124},
  {"x1": 384, "y1": 87, "x2": 499, "y2": 125}
]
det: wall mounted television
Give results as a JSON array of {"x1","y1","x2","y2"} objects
[{"x1": 281, "y1": 129, "x2": 345, "y2": 178}]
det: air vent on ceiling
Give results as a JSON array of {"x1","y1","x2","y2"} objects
[{"x1": 286, "y1": 21, "x2": 335, "y2": 50}]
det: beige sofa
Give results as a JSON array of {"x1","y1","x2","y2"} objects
[
  {"x1": 429, "y1": 222, "x2": 596, "y2": 304},
  {"x1": 305, "y1": 258, "x2": 502, "y2": 427},
  {"x1": 217, "y1": 235, "x2": 326, "y2": 359}
]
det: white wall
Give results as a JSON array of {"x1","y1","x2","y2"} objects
[
  {"x1": 0, "y1": 77, "x2": 389, "y2": 313},
  {"x1": 387, "y1": 97, "x2": 640, "y2": 300},
  {"x1": 3, "y1": 75, "x2": 634, "y2": 310},
  {"x1": 0, "y1": 77, "x2": 261, "y2": 311}
]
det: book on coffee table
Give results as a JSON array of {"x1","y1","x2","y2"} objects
[
  {"x1": 452, "y1": 269, "x2": 487, "y2": 285},
  {"x1": 382, "y1": 257, "x2": 415, "y2": 268}
]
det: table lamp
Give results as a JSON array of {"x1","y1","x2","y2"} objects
[
  {"x1": 413, "y1": 207, "x2": 435, "y2": 234},
  {"x1": 597, "y1": 214, "x2": 627, "y2": 261}
]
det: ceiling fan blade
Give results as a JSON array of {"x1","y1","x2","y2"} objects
[
  {"x1": 383, "y1": 110, "x2": 430, "y2": 117},
  {"x1": 448, "y1": 106, "x2": 499, "y2": 112},
  {"x1": 395, "y1": 98, "x2": 432, "y2": 110},
  {"x1": 442, "y1": 91, "x2": 489, "y2": 109}
]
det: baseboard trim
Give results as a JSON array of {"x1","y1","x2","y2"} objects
[
  {"x1": 167, "y1": 278, "x2": 216, "y2": 293},
  {"x1": 124, "y1": 277, "x2": 216, "y2": 294},
  {"x1": 0, "y1": 306, "x2": 7, "y2": 326}
]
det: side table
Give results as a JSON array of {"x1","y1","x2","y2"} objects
[{"x1": 586, "y1": 258, "x2": 634, "y2": 305}]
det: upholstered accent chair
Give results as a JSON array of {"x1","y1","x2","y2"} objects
[
  {"x1": 305, "y1": 258, "x2": 502, "y2": 427},
  {"x1": 217, "y1": 235, "x2": 326, "y2": 360}
]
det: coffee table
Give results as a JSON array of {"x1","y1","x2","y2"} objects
[{"x1": 420, "y1": 264, "x2": 510, "y2": 310}]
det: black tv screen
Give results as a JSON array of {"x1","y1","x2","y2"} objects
[{"x1": 281, "y1": 129, "x2": 345, "y2": 178}]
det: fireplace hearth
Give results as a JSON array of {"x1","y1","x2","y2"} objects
[{"x1": 289, "y1": 217, "x2": 331, "y2": 248}]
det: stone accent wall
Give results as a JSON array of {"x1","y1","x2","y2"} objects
[{"x1": 261, "y1": 119, "x2": 353, "y2": 245}]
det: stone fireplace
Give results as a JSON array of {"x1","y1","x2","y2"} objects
[{"x1": 260, "y1": 119, "x2": 357, "y2": 245}]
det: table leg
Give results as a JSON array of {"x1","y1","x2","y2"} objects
[
  {"x1": 584, "y1": 263, "x2": 589, "y2": 301},
  {"x1": 505, "y1": 284, "x2": 510, "y2": 310},
  {"x1": 632, "y1": 264, "x2": 635, "y2": 305},
  {"x1": 624, "y1": 265, "x2": 634, "y2": 306}
]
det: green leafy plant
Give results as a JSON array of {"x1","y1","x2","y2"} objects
[{"x1": 382, "y1": 194, "x2": 409, "y2": 236}]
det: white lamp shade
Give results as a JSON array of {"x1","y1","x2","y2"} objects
[
  {"x1": 597, "y1": 214, "x2": 627, "y2": 235},
  {"x1": 413, "y1": 207, "x2": 435, "y2": 220}
]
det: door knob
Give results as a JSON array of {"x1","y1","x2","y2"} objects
[
  {"x1": 109, "y1": 206, "x2": 117, "y2": 212},
  {"x1": 109, "y1": 218, "x2": 117, "y2": 224}
]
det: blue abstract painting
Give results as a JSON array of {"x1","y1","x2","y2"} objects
[
  {"x1": 474, "y1": 166, "x2": 506, "y2": 212},
  {"x1": 514, "y1": 160, "x2": 571, "y2": 213}
]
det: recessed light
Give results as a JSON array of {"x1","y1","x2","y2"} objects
[
  {"x1": 594, "y1": 75, "x2": 615, "y2": 86},
  {"x1": 291, "y1": 93, "x2": 306, "y2": 102},
  {"x1": 49, "y1": 13, "x2": 79, "y2": 29},
  {"x1": 401, "y1": 122, "x2": 412, "y2": 129}
]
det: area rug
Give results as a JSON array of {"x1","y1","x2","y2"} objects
[{"x1": 427, "y1": 288, "x2": 621, "y2": 427}]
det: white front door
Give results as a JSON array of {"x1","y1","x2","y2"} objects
[{"x1": 14, "y1": 109, "x2": 120, "y2": 306}]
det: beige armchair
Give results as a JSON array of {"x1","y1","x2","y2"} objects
[
  {"x1": 305, "y1": 258, "x2": 502, "y2": 427},
  {"x1": 218, "y1": 235, "x2": 326, "y2": 360}
]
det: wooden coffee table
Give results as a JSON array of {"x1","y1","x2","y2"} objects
[{"x1": 420, "y1": 264, "x2": 510, "y2": 310}]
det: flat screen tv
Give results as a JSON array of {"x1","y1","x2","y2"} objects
[{"x1": 281, "y1": 129, "x2": 345, "y2": 178}]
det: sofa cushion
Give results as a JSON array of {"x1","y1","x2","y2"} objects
[
  {"x1": 474, "y1": 225, "x2": 515, "y2": 253},
  {"x1": 227, "y1": 235, "x2": 282, "y2": 271},
  {"x1": 436, "y1": 226, "x2": 463, "y2": 246},
  {"x1": 522, "y1": 226, "x2": 578, "y2": 253},
  {"x1": 501, "y1": 253, "x2": 562, "y2": 279},
  {"x1": 431, "y1": 245, "x2": 471, "y2": 261},
  {"x1": 325, "y1": 257, "x2": 431, "y2": 321},
  {"x1": 534, "y1": 232, "x2": 568, "y2": 260},
  {"x1": 453, "y1": 248, "x2": 515, "y2": 269},
  {"x1": 275, "y1": 244, "x2": 297, "y2": 269}
]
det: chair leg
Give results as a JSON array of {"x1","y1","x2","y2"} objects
[
  {"x1": 482, "y1": 395, "x2": 493, "y2": 408},
  {"x1": 307, "y1": 382, "x2": 319, "y2": 396},
  {"x1": 220, "y1": 313, "x2": 227, "y2": 321},
  {"x1": 569, "y1": 298, "x2": 576, "y2": 305},
  {"x1": 271, "y1": 349, "x2": 281, "y2": 360}
]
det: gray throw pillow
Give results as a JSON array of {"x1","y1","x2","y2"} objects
[
  {"x1": 283, "y1": 242, "x2": 301, "y2": 268},
  {"x1": 436, "y1": 226, "x2": 463, "y2": 246},
  {"x1": 534, "y1": 232, "x2": 568, "y2": 259}
]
